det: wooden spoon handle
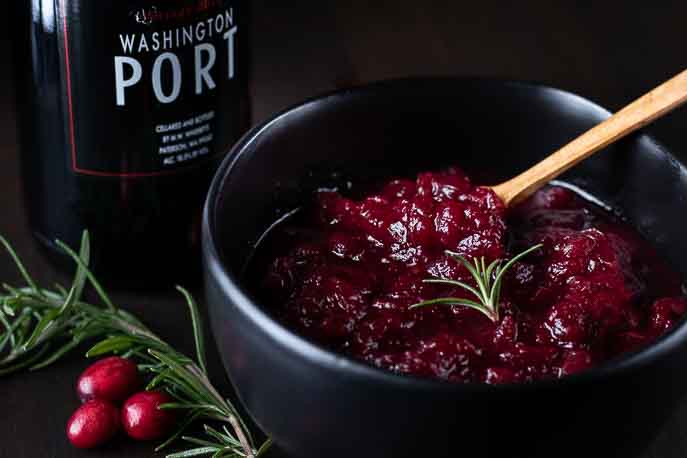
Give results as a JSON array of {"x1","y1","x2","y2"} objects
[{"x1": 493, "y1": 68, "x2": 687, "y2": 206}]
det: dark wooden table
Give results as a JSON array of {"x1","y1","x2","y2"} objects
[{"x1": 1, "y1": 2, "x2": 686, "y2": 457}]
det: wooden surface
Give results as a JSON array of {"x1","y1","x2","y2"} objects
[{"x1": 1, "y1": 2, "x2": 687, "y2": 457}]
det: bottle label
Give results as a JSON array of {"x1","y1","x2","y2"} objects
[{"x1": 57, "y1": 0, "x2": 244, "y2": 177}]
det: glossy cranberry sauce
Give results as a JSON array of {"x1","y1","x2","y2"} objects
[{"x1": 251, "y1": 168, "x2": 686, "y2": 384}]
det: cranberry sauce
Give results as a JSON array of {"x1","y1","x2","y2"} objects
[{"x1": 250, "y1": 168, "x2": 686, "y2": 384}]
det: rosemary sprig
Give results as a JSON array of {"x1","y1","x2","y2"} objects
[
  {"x1": 0, "y1": 231, "x2": 271, "y2": 458},
  {"x1": 410, "y1": 244, "x2": 543, "y2": 322}
]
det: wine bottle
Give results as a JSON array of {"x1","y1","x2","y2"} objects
[{"x1": 10, "y1": 0, "x2": 250, "y2": 287}]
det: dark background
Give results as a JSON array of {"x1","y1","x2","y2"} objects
[{"x1": 1, "y1": 2, "x2": 686, "y2": 457}]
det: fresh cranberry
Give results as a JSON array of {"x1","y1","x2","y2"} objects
[
  {"x1": 77, "y1": 357, "x2": 141, "y2": 404},
  {"x1": 122, "y1": 391, "x2": 176, "y2": 441},
  {"x1": 67, "y1": 400, "x2": 120, "y2": 449}
]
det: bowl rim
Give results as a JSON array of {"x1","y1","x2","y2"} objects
[{"x1": 203, "y1": 76, "x2": 687, "y2": 393}]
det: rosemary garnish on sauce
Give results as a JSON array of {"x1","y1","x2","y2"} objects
[
  {"x1": 410, "y1": 244, "x2": 543, "y2": 323},
  {"x1": 0, "y1": 231, "x2": 271, "y2": 458}
]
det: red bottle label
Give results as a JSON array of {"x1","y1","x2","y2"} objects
[{"x1": 57, "y1": 0, "x2": 245, "y2": 177}]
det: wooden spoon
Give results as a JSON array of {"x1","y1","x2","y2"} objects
[{"x1": 491, "y1": 69, "x2": 687, "y2": 207}]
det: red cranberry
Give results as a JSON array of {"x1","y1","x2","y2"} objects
[
  {"x1": 542, "y1": 301, "x2": 592, "y2": 348},
  {"x1": 328, "y1": 232, "x2": 365, "y2": 261},
  {"x1": 381, "y1": 178, "x2": 416, "y2": 200},
  {"x1": 426, "y1": 256, "x2": 463, "y2": 282},
  {"x1": 394, "y1": 197, "x2": 435, "y2": 247},
  {"x1": 493, "y1": 313, "x2": 519, "y2": 348},
  {"x1": 416, "y1": 169, "x2": 471, "y2": 202},
  {"x1": 433, "y1": 201, "x2": 467, "y2": 249},
  {"x1": 317, "y1": 191, "x2": 359, "y2": 228},
  {"x1": 122, "y1": 391, "x2": 176, "y2": 441},
  {"x1": 525, "y1": 186, "x2": 579, "y2": 211},
  {"x1": 353, "y1": 309, "x2": 408, "y2": 355},
  {"x1": 414, "y1": 334, "x2": 482, "y2": 382},
  {"x1": 460, "y1": 187, "x2": 506, "y2": 212},
  {"x1": 525, "y1": 208, "x2": 588, "y2": 230},
  {"x1": 559, "y1": 350, "x2": 593, "y2": 376},
  {"x1": 484, "y1": 366, "x2": 518, "y2": 384},
  {"x1": 67, "y1": 400, "x2": 120, "y2": 449},
  {"x1": 498, "y1": 343, "x2": 560, "y2": 380},
  {"x1": 649, "y1": 297, "x2": 687, "y2": 335},
  {"x1": 358, "y1": 196, "x2": 393, "y2": 244},
  {"x1": 77, "y1": 356, "x2": 141, "y2": 404},
  {"x1": 612, "y1": 330, "x2": 649, "y2": 353},
  {"x1": 257, "y1": 171, "x2": 687, "y2": 384}
]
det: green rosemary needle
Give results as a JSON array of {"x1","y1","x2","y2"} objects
[
  {"x1": 410, "y1": 244, "x2": 543, "y2": 322},
  {"x1": 0, "y1": 231, "x2": 271, "y2": 458}
]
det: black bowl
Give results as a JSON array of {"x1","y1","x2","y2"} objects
[{"x1": 202, "y1": 78, "x2": 687, "y2": 458}]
